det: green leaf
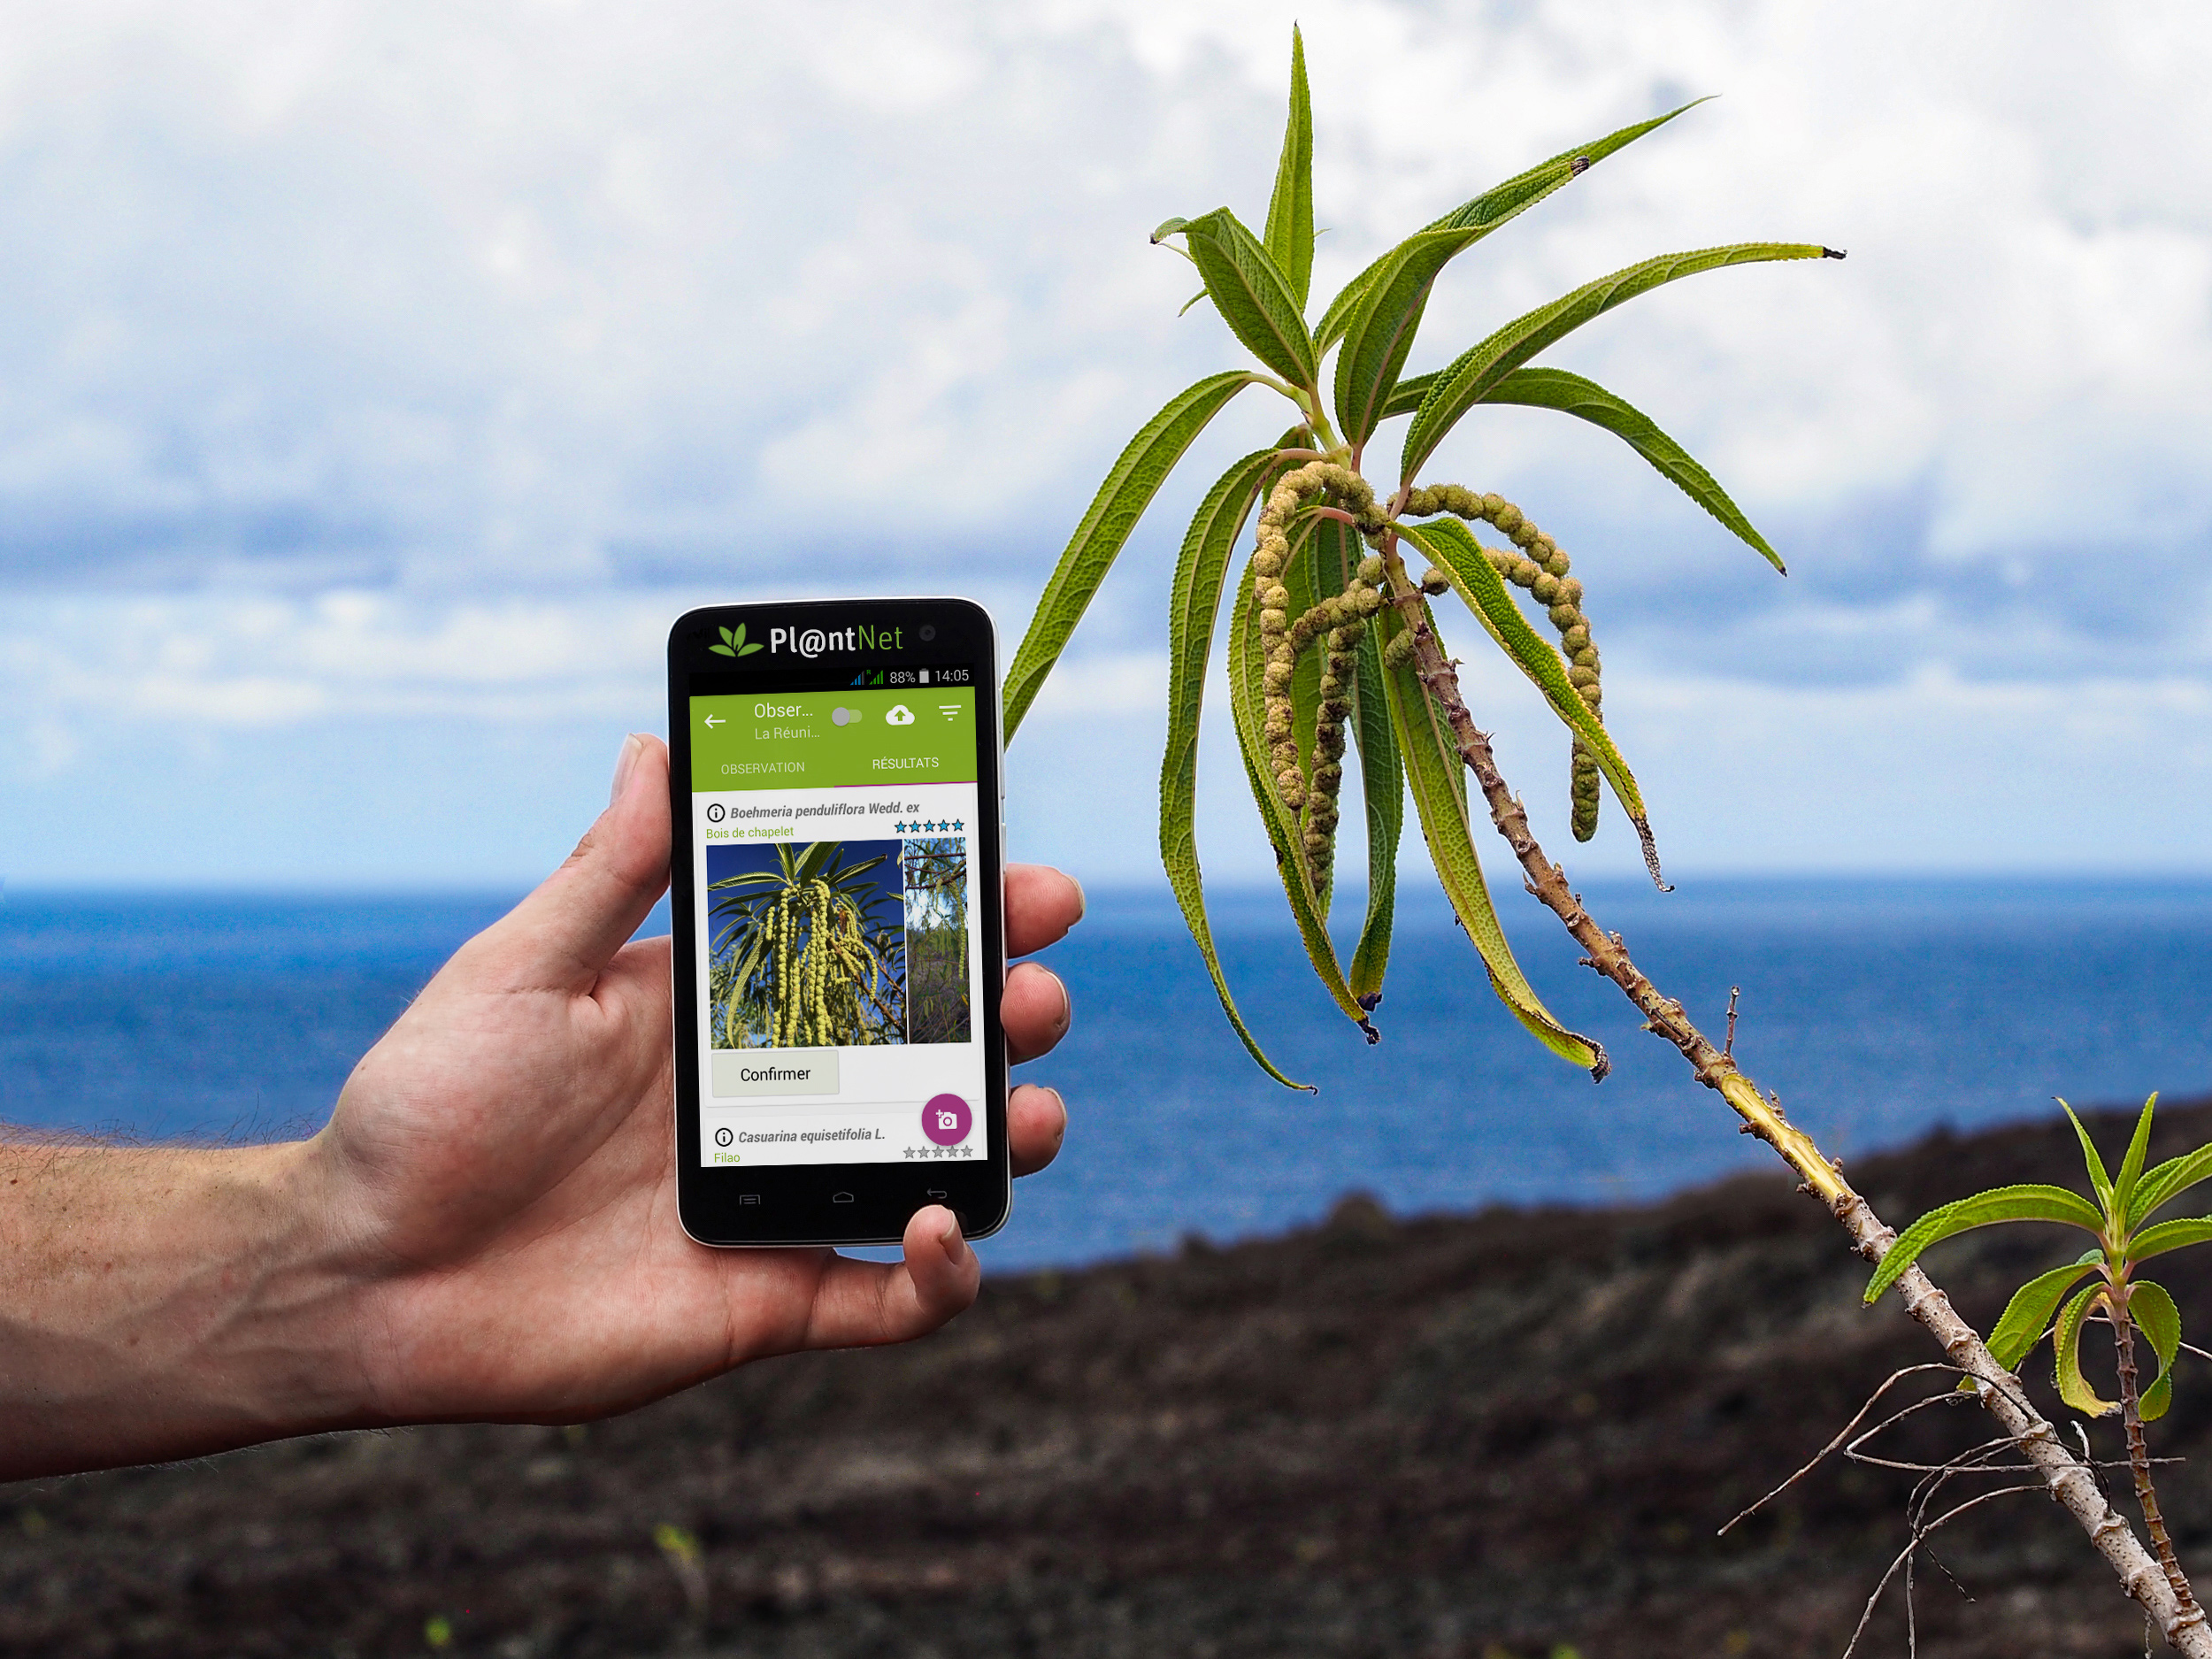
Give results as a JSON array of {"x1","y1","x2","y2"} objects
[
  {"x1": 1160, "y1": 448, "x2": 1309, "y2": 1089},
  {"x1": 1379, "y1": 373, "x2": 1435, "y2": 422},
  {"x1": 710, "y1": 643, "x2": 735, "y2": 657},
  {"x1": 1262, "y1": 27, "x2": 1314, "y2": 311},
  {"x1": 2129, "y1": 1140, "x2": 2212, "y2": 1229},
  {"x1": 1863, "y1": 1184, "x2": 2108, "y2": 1304},
  {"x1": 1313, "y1": 99, "x2": 1711, "y2": 354},
  {"x1": 1348, "y1": 625, "x2": 1401, "y2": 1001},
  {"x1": 1476, "y1": 367, "x2": 1786, "y2": 574},
  {"x1": 1375, "y1": 598, "x2": 1608, "y2": 1078},
  {"x1": 2059, "y1": 1099, "x2": 2116, "y2": 1217},
  {"x1": 1306, "y1": 520, "x2": 1401, "y2": 997},
  {"x1": 1226, "y1": 542, "x2": 1372, "y2": 1041},
  {"x1": 1181, "y1": 208, "x2": 1319, "y2": 388},
  {"x1": 2131, "y1": 1279, "x2": 2182, "y2": 1420},
  {"x1": 1283, "y1": 519, "x2": 1329, "y2": 910},
  {"x1": 1985, "y1": 1260, "x2": 2099, "y2": 1372},
  {"x1": 2055, "y1": 1281, "x2": 2119, "y2": 1418},
  {"x1": 1397, "y1": 516, "x2": 1667, "y2": 888},
  {"x1": 2126, "y1": 1216, "x2": 2212, "y2": 1266},
  {"x1": 1004, "y1": 371, "x2": 1257, "y2": 737},
  {"x1": 718, "y1": 626, "x2": 735, "y2": 645},
  {"x1": 2113, "y1": 1093, "x2": 2160, "y2": 1221},
  {"x1": 1330, "y1": 227, "x2": 1485, "y2": 446},
  {"x1": 1400, "y1": 242, "x2": 1835, "y2": 485}
]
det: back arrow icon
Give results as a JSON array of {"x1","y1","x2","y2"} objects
[{"x1": 703, "y1": 714, "x2": 725, "y2": 727}]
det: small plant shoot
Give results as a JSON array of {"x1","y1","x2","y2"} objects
[
  {"x1": 1865, "y1": 1093, "x2": 2212, "y2": 1623},
  {"x1": 1004, "y1": 27, "x2": 1839, "y2": 1087}
]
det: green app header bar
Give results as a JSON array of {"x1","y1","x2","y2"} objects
[{"x1": 690, "y1": 687, "x2": 977, "y2": 792}]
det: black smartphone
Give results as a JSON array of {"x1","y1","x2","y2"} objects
[{"x1": 667, "y1": 597, "x2": 1010, "y2": 1247}]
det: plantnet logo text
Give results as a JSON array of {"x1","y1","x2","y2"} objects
[{"x1": 765, "y1": 624, "x2": 905, "y2": 659}]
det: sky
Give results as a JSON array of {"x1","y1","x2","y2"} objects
[{"x1": 3, "y1": 0, "x2": 2211, "y2": 890}]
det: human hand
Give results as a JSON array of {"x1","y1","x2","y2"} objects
[{"x1": 310, "y1": 733, "x2": 1082, "y2": 1426}]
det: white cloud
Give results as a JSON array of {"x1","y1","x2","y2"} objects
[{"x1": 3, "y1": 1, "x2": 2212, "y2": 879}]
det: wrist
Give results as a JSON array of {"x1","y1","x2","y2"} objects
[{"x1": 0, "y1": 1137, "x2": 379, "y2": 1479}]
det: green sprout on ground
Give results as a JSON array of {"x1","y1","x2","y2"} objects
[{"x1": 1867, "y1": 1093, "x2": 2212, "y2": 1624}]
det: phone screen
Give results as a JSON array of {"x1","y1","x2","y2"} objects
[{"x1": 685, "y1": 676, "x2": 989, "y2": 1171}]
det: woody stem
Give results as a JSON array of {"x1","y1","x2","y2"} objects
[
  {"x1": 1372, "y1": 527, "x2": 2212, "y2": 1653},
  {"x1": 2116, "y1": 1304, "x2": 2200, "y2": 1616}
]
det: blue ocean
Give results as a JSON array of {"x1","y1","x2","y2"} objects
[{"x1": 4, "y1": 878, "x2": 2211, "y2": 1271}]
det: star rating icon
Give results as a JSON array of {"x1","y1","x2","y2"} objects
[{"x1": 896, "y1": 819, "x2": 967, "y2": 837}]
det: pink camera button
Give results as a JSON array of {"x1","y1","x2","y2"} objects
[{"x1": 921, "y1": 1093, "x2": 972, "y2": 1148}]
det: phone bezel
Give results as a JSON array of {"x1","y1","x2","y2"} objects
[{"x1": 666, "y1": 596, "x2": 1010, "y2": 1248}]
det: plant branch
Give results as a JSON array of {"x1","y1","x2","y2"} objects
[
  {"x1": 2118, "y1": 1306, "x2": 2202, "y2": 1618},
  {"x1": 1374, "y1": 534, "x2": 2212, "y2": 1655}
]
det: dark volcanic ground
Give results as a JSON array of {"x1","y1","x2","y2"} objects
[{"x1": 12, "y1": 1101, "x2": 2212, "y2": 1659}]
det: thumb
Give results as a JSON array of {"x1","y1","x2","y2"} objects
[{"x1": 467, "y1": 733, "x2": 672, "y2": 992}]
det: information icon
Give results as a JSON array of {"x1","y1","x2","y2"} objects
[
  {"x1": 714, "y1": 1127, "x2": 733, "y2": 1147},
  {"x1": 921, "y1": 1094, "x2": 972, "y2": 1148}
]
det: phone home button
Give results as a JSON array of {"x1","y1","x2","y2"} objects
[
  {"x1": 926, "y1": 1189, "x2": 949, "y2": 1200},
  {"x1": 831, "y1": 1192, "x2": 855, "y2": 1204}
]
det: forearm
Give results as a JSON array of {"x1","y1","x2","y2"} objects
[{"x1": 0, "y1": 1137, "x2": 370, "y2": 1480}]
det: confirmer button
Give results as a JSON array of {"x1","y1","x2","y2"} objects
[{"x1": 710, "y1": 1049, "x2": 840, "y2": 1098}]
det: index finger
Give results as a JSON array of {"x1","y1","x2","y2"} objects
[{"x1": 1006, "y1": 864, "x2": 1084, "y2": 958}]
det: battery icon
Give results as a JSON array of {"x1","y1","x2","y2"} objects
[{"x1": 918, "y1": 669, "x2": 929, "y2": 685}]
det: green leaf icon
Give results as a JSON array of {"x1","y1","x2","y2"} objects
[{"x1": 733, "y1": 623, "x2": 764, "y2": 657}]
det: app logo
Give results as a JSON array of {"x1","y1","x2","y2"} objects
[
  {"x1": 921, "y1": 1094, "x2": 972, "y2": 1148},
  {"x1": 709, "y1": 624, "x2": 763, "y2": 658},
  {"x1": 884, "y1": 704, "x2": 916, "y2": 726}
]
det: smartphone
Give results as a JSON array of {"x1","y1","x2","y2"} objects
[{"x1": 667, "y1": 597, "x2": 1010, "y2": 1247}]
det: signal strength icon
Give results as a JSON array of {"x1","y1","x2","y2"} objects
[
  {"x1": 871, "y1": 671, "x2": 887, "y2": 687},
  {"x1": 849, "y1": 672, "x2": 868, "y2": 687}
]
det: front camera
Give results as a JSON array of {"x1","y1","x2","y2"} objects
[{"x1": 918, "y1": 625, "x2": 936, "y2": 641}]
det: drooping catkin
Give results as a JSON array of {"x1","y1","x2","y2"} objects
[
  {"x1": 1401, "y1": 485, "x2": 1606, "y2": 841},
  {"x1": 1251, "y1": 461, "x2": 1379, "y2": 815},
  {"x1": 1302, "y1": 618, "x2": 1366, "y2": 887}
]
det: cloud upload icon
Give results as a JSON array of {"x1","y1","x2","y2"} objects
[{"x1": 884, "y1": 703, "x2": 915, "y2": 726}]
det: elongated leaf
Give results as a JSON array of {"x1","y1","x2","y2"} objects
[
  {"x1": 1005, "y1": 371, "x2": 1256, "y2": 736},
  {"x1": 2130, "y1": 1141, "x2": 2212, "y2": 1229},
  {"x1": 1380, "y1": 373, "x2": 1435, "y2": 421},
  {"x1": 1283, "y1": 519, "x2": 1327, "y2": 910},
  {"x1": 1306, "y1": 519, "x2": 1400, "y2": 995},
  {"x1": 2127, "y1": 1217, "x2": 2212, "y2": 1265},
  {"x1": 1401, "y1": 242, "x2": 1835, "y2": 484},
  {"x1": 2055, "y1": 1281, "x2": 2119, "y2": 1417},
  {"x1": 1332, "y1": 226, "x2": 1484, "y2": 446},
  {"x1": 1863, "y1": 1184, "x2": 2108, "y2": 1303},
  {"x1": 1315, "y1": 99, "x2": 1711, "y2": 353},
  {"x1": 1985, "y1": 1259, "x2": 2101, "y2": 1373},
  {"x1": 1180, "y1": 209, "x2": 1318, "y2": 388},
  {"x1": 2131, "y1": 1279, "x2": 2182, "y2": 1420},
  {"x1": 1227, "y1": 547, "x2": 1372, "y2": 1040},
  {"x1": 1161, "y1": 448, "x2": 1307, "y2": 1088},
  {"x1": 1375, "y1": 599, "x2": 1607, "y2": 1078},
  {"x1": 2060, "y1": 1100, "x2": 2116, "y2": 1217},
  {"x1": 1477, "y1": 367, "x2": 1786, "y2": 573},
  {"x1": 1263, "y1": 27, "x2": 1314, "y2": 311},
  {"x1": 2113, "y1": 1093, "x2": 2160, "y2": 1220},
  {"x1": 1398, "y1": 516, "x2": 1667, "y2": 887},
  {"x1": 1348, "y1": 626, "x2": 1401, "y2": 1000}
]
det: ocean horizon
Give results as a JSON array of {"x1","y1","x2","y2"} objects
[{"x1": 6, "y1": 873, "x2": 2212, "y2": 1271}]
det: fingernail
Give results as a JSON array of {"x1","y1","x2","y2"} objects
[
  {"x1": 1049, "y1": 970, "x2": 1071, "y2": 1033},
  {"x1": 937, "y1": 1212, "x2": 969, "y2": 1263},
  {"x1": 1047, "y1": 1087, "x2": 1067, "y2": 1144},
  {"x1": 609, "y1": 733, "x2": 645, "y2": 806},
  {"x1": 1069, "y1": 873, "x2": 1087, "y2": 924}
]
